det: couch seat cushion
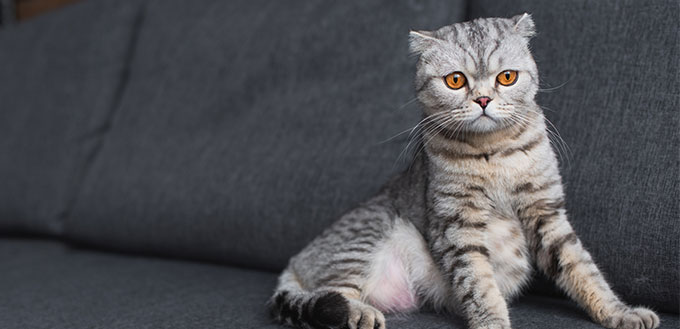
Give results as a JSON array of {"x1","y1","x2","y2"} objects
[{"x1": 0, "y1": 238, "x2": 677, "y2": 329}]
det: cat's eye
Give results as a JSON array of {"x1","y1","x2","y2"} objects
[
  {"x1": 496, "y1": 70, "x2": 518, "y2": 86},
  {"x1": 444, "y1": 72, "x2": 467, "y2": 90}
]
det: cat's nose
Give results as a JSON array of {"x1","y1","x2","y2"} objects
[{"x1": 474, "y1": 96, "x2": 492, "y2": 109}]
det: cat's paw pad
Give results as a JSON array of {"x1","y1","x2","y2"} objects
[
  {"x1": 605, "y1": 307, "x2": 660, "y2": 329},
  {"x1": 347, "y1": 299, "x2": 386, "y2": 329}
]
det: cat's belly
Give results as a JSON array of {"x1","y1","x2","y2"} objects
[
  {"x1": 362, "y1": 217, "x2": 531, "y2": 313},
  {"x1": 362, "y1": 219, "x2": 451, "y2": 313},
  {"x1": 485, "y1": 217, "x2": 533, "y2": 298}
]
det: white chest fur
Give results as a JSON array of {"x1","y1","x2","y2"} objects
[{"x1": 484, "y1": 216, "x2": 532, "y2": 298}]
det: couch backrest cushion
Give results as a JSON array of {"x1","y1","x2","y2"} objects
[
  {"x1": 64, "y1": 0, "x2": 466, "y2": 270},
  {"x1": 0, "y1": 0, "x2": 141, "y2": 235},
  {"x1": 468, "y1": 0, "x2": 679, "y2": 313}
]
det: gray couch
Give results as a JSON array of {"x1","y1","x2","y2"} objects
[{"x1": 0, "y1": 0, "x2": 677, "y2": 328}]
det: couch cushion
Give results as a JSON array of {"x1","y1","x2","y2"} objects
[
  {"x1": 468, "y1": 0, "x2": 679, "y2": 313},
  {"x1": 1, "y1": 238, "x2": 677, "y2": 329},
  {"x1": 63, "y1": 0, "x2": 466, "y2": 270},
  {"x1": 0, "y1": 0, "x2": 142, "y2": 234}
]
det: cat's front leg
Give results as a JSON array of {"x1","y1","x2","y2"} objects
[
  {"x1": 431, "y1": 212, "x2": 512, "y2": 329},
  {"x1": 517, "y1": 193, "x2": 660, "y2": 329}
]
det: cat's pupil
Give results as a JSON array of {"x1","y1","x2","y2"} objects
[
  {"x1": 505, "y1": 72, "x2": 510, "y2": 80},
  {"x1": 453, "y1": 76, "x2": 458, "y2": 83}
]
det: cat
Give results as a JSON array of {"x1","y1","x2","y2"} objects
[{"x1": 269, "y1": 14, "x2": 660, "y2": 329}]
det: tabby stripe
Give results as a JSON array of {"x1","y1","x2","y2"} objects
[
  {"x1": 453, "y1": 245, "x2": 490, "y2": 258},
  {"x1": 447, "y1": 259, "x2": 470, "y2": 276},
  {"x1": 300, "y1": 297, "x2": 314, "y2": 325},
  {"x1": 513, "y1": 179, "x2": 559, "y2": 194},
  {"x1": 331, "y1": 258, "x2": 368, "y2": 266},
  {"x1": 500, "y1": 137, "x2": 542, "y2": 157},
  {"x1": 460, "y1": 291, "x2": 475, "y2": 306},
  {"x1": 533, "y1": 211, "x2": 559, "y2": 235},
  {"x1": 274, "y1": 291, "x2": 288, "y2": 311},
  {"x1": 439, "y1": 244, "x2": 459, "y2": 260},
  {"x1": 458, "y1": 221, "x2": 487, "y2": 229},
  {"x1": 339, "y1": 246, "x2": 372, "y2": 254},
  {"x1": 561, "y1": 261, "x2": 578, "y2": 276},
  {"x1": 347, "y1": 229, "x2": 382, "y2": 240},
  {"x1": 327, "y1": 282, "x2": 362, "y2": 292},
  {"x1": 518, "y1": 197, "x2": 565, "y2": 217},
  {"x1": 466, "y1": 185, "x2": 487, "y2": 193},
  {"x1": 435, "y1": 190, "x2": 472, "y2": 199},
  {"x1": 462, "y1": 201, "x2": 482, "y2": 211},
  {"x1": 546, "y1": 232, "x2": 578, "y2": 277},
  {"x1": 548, "y1": 198, "x2": 566, "y2": 209},
  {"x1": 485, "y1": 39, "x2": 503, "y2": 64},
  {"x1": 352, "y1": 239, "x2": 376, "y2": 247},
  {"x1": 456, "y1": 274, "x2": 468, "y2": 288},
  {"x1": 280, "y1": 295, "x2": 302, "y2": 325},
  {"x1": 317, "y1": 268, "x2": 364, "y2": 285},
  {"x1": 432, "y1": 147, "x2": 490, "y2": 161}
]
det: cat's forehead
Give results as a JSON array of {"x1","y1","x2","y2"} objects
[
  {"x1": 434, "y1": 18, "x2": 515, "y2": 46},
  {"x1": 429, "y1": 18, "x2": 531, "y2": 76}
]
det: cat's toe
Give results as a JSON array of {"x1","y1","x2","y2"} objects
[
  {"x1": 605, "y1": 307, "x2": 660, "y2": 329},
  {"x1": 347, "y1": 300, "x2": 385, "y2": 329}
]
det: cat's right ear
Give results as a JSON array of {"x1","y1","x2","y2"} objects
[{"x1": 409, "y1": 30, "x2": 438, "y2": 55}]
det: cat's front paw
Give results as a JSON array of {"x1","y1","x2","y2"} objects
[
  {"x1": 603, "y1": 307, "x2": 660, "y2": 329},
  {"x1": 347, "y1": 299, "x2": 386, "y2": 329}
]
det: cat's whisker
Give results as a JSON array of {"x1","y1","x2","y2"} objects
[
  {"x1": 397, "y1": 97, "x2": 418, "y2": 111},
  {"x1": 381, "y1": 112, "x2": 447, "y2": 145},
  {"x1": 395, "y1": 112, "x2": 452, "y2": 167},
  {"x1": 538, "y1": 79, "x2": 570, "y2": 93}
]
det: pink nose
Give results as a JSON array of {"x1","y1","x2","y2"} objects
[{"x1": 474, "y1": 96, "x2": 492, "y2": 109}]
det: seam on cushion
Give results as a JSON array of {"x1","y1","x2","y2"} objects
[{"x1": 55, "y1": 3, "x2": 147, "y2": 233}]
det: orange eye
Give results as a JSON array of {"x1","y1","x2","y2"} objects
[
  {"x1": 444, "y1": 72, "x2": 467, "y2": 90},
  {"x1": 496, "y1": 70, "x2": 518, "y2": 86}
]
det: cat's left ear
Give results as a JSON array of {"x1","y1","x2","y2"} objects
[
  {"x1": 512, "y1": 13, "x2": 536, "y2": 38},
  {"x1": 409, "y1": 30, "x2": 439, "y2": 55}
]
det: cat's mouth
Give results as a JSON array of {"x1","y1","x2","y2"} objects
[{"x1": 476, "y1": 113, "x2": 496, "y2": 121}]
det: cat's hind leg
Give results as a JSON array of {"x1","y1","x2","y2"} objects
[{"x1": 271, "y1": 202, "x2": 394, "y2": 329}]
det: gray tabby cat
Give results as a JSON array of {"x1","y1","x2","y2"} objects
[{"x1": 269, "y1": 14, "x2": 660, "y2": 329}]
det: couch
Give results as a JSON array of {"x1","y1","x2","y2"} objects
[{"x1": 0, "y1": 0, "x2": 677, "y2": 328}]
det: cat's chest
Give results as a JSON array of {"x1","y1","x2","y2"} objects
[{"x1": 484, "y1": 216, "x2": 532, "y2": 298}]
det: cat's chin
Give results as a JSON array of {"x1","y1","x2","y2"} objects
[{"x1": 466, "y1": 116, "x2": 505, "y2": 134}]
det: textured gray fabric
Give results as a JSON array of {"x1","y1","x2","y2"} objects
[
  {"x1": 467, "y1": 0, "x2": 679, "y2": 313},
  {"x1": 65, "y1": 0, "x2": 466, "y2": 270},
  {"x1": 0, "y1": 0, "x2": 141, "y2": 234},
  {"x1": 0, "y1": 0, "x2": 676, "y2": 320},
  {"x1": 0, "y1": 239, "x2": 677, "y2": 329}
]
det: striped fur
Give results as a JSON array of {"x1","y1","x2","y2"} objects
[{"x1": 270, "y1": 14, "x2": 659, "y2": 329}]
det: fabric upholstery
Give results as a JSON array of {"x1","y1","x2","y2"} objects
[
  {"x1": 1, "y1": 238, "x2": 677, "y2": 329},
  {"x1": 64, "y1": 0, "x2": 466, "y2": 270},
  {"x1": 0, "y1": 0, "x2": 141, "y2": 234},
  {"x1": 467, "y1": 0, "x2": 680, "y2": 312},
  {"x1": 0, "y1": 0, "x2": 676, "y2": 319}
]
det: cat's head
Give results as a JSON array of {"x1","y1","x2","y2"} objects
[{"x1": 410, "y1": 14, "x2": 539, "y2": 135}]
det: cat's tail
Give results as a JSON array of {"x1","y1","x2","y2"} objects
[{"x1": 269, "y1": 268, "x2": 350, "y2": 329}]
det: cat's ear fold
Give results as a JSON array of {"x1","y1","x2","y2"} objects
[
  {"x1": 409, "y1": 30, "x2": 438, "y2": 55},
  {"x1": 512, "y1": 13, "x2": 536, "y2": 38}
]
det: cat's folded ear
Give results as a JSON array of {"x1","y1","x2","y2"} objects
[
  {"x1": 409, "y1": 30, "x2": 439, "y2": 55},
  {"x1": 512, "y1": 13, "x2": 536, "y2": 38}
]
